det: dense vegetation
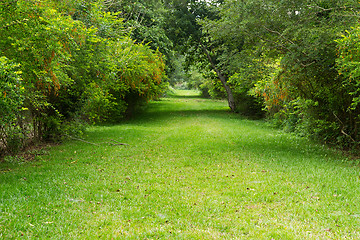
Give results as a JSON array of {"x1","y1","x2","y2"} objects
[
  {"x1": 0, "y1": 0, "x2": 167, "y2": 156},
  {"x1": 203, "y1": 0, "x2": 360, "y2": 150},
  {"x1": 164, "y1": 0, "x2": 360, "y2": 150},
  {"x1": 2, "y1": 0, "x2": 360, "y2": 155}
]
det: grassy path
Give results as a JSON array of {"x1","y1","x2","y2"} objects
[{"x1": 1, "y1": 90, "x2": 360, "y2": 239}]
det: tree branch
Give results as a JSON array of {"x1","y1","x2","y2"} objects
[
  {"x1": 263, "y1": 26, "x2": 295, "y2": 45},
  {"x1": 64, "y1": 134, "x2": 100, "y2": 146},
  {"x1": 64, "y1": 134, "x2": 129, "y2": 147},
  {"x1": 333, "y1": 112, "x2": 357, "y2": 143},
  {"x1": 306, "y1": 5, "x2": 349, "y2": 12}
]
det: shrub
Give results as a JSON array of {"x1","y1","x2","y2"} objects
[{"x1": 0, "y1": 56, "x2": 25, "y2": 155}]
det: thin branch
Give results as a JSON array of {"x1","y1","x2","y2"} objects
[
  {"x1": 339, "y1": 14, "x2": 360, "y2": 18},
  {"x1": 333, "y1": 112, "x2": 357, "y2": 143},
  {"x1": 64, "y1": 134, "x2": 129, "y2": 147},
  {"x1": 64, "y1": 134, "x2": 100, "y2": 146},
  {"x1": 263, "y1": 26, "x2": 295, "y2": 45},
  {"x1": 306, "y1": 5, "x2": 348, "y2": 12},
  {"x1": 297, "y1": 59, "x2": 316, "y2": 68}
]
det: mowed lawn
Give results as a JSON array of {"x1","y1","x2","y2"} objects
[{"x1": 1, "y1": 90, "x2": 360, "y2": 239}]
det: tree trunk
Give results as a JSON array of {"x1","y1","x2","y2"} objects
[
  {"x1": 217, "y1": 70, "x2": 236, "y2": 111},
  {"x1": 199, "y1": 42, "x2": 236, "y2": 112}
]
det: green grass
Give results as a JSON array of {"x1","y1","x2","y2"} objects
[{"x1": 1, "y1": 89, "x2": 360, "y2": 239}]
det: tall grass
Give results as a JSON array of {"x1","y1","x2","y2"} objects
[{"x1": 1, "y1": 90, "x2": 360, "y2": 239}]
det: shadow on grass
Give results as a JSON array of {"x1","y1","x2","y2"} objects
[
  {"x1": 91, "y1": 110, "x2": 336, "y2": 169},
  {"x1": 128, "y1": 109, "x2": 236, "y2": 124},
  {"x1": 165, "y1": 94, "x2": 208, "y2": 99},
  {"x1": 91, "y1": 93, "x2": 347, "y2": 168},
  {"x1": 88, "y1": 110, "x2": 345, "y2": 171},
  {"x1": 164, "y1": 89, "x2": 203, "y2": 99}
]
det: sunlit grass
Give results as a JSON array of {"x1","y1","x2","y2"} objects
[{"x1": 1, "y1": 90, "x2": 360, "y2": 239}]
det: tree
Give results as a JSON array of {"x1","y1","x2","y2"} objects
[
  {"x1": 164, "y1": 0, "x2": 236, "y2": 111},
  {"x1": 104, "y1": 0, "x2": 173, "y2": 62},
  {"x1": 0, "y1": 0, "x2": 167, "y2": 155},
  {"x1": 204, "y1": 0, "x2": 360, "y2": 146}
]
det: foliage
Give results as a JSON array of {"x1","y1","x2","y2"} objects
[
  {"x1": 0, "y1": 57, "x2": 25, "y2": 155},
  {"x1": 204, "y1": 0, "x2": 360, "y2": 149},
  {"x1": 186, "y1": 67, "x2": 205, "y2": 90},
  {"x1": 0, "y1": 57, "x2": 24, "y2": 126},
  {"x1": 164, "y1": 0, "x2": 237, "y2": 111},
  {"x1": 106, "y1": 0, "x2": 172, "y2": 51},
  {"x1": 0, "y1": 0, "x2": 166, "y2": 155},
  {"x1": 1, "y1": 0, "x2": 90, "y2": 141},
  {"x1": 104, "y1": 0, "x2": 174, "y2": 77},
  {"x1": 336, "y1": 26, "x2": 360, "y2": 110},
  {"x1": 110, "y1": 38, "x2": 167, "y2": 117},
  {"x1": 168, "y1": 54, "x2": 187, "y2": 87}
]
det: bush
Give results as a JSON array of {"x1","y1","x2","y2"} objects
[
  {"x1": 0, "y1": 0, "x2": 167, "y2": 158},
  {"x1": 0, "y1": 56, "x2": 25, "y2": 155},
  {"x1": 228, "y1": 72, "x2": 265, "y2": 118}
]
